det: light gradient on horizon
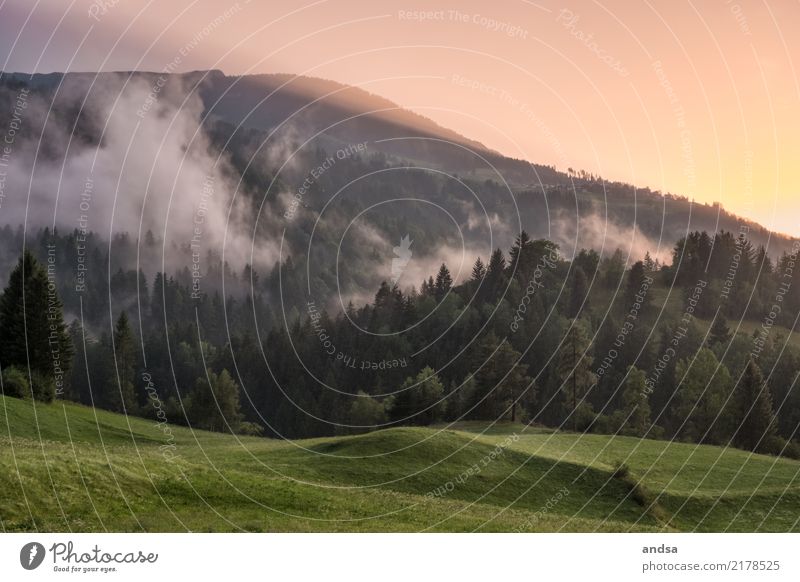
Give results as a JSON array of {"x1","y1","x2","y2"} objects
[{"x1": 1, "y1": 0, "x2": 798, "y2": 236}]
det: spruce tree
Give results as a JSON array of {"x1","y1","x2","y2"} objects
[
  {"x1": 471, "y1": 257, "x2": 486, "y2": 281},
  {"x1": 420, "y1": 276, "x2": 435, "y2": 297},
  {"x1": 471, "y1": 334, "x2": 531, "y2": 421},
  {"x1": 485, "y1": 248, "x2": 507, "y2": 299},
  {"x1": 64, "y1": 319, "x2": 86, "y2": 402},
  {"x1": 673, "y1": 349, "x2": 732, "y2": 444},
  {"x1": 111, "y1": 311, "x2": 137, "y2": 413},
  {"x1": 708, "y1": 314, "x2": 731, "y2": 348},
  {"x1": 0, "y1": 250, "x2": 73, "y2": 402},
  {"x1": 556, "y1": 320, "x2": 597, "y2": 430},
  {"x1": 618, "y1": 366, "x2": 651, "y2": 437},
  {"x1": 434, "y1": 263, "x2": 452, "y2": 301},
  {"x1": 624, "y1": 260, "x2": 651, "y2": 310},
  {"x1": 567, "y1": 266, "x2": 588, "y2": 318},
  {"x1": 643, "y1": 251, "x2": 656, "y2": 273},
  {"x1": 508, "y1": 230, "x2": 532, "y2": 276},
  {"x1": 733, "y1": 360, "x2": 778, "y2": 453},
  {"x1": 601, "y1": 249, "x2": 626, "y2": 289}
]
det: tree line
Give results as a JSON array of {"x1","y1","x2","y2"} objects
[{"x1": 0, "y1": 228, "x2": 798, "y2": 458}]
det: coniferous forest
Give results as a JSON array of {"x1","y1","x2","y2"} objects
[{"x1": 3, "y1": 222, "x2": 798, "y2": 458}]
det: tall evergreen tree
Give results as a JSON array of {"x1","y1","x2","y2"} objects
[
  {"x1": 434, "y1": 263, "x2": 453, "y2": 301},
  {"x1": 708, "y1": 313, "x2": 731, "y2": 348},
  {"x1": 601, "y1": 249, "x2": 626, "y2": 289},
  {"x1": 574, "y1": 249, "x2": 599, "y2": 278},
  {"x1": 673, "y1": 349, "x2": 733, "y2": 444},
  {"x1": 556, "y1": 320, "x2": 597, "y2": 430},
  {"x1": 643, "y1": 251, "x2": 657, "y2": 273},
  {"x1": 0, "y1": 250, "x2": 73, "y2": 402},
  {"x1": 618, "y1": 366, "x2": 651, "y2": 437},
  {"x1": 65, "y1": 319, "x2": 87, "y2": 402},
  {"x1": 111, "y1": 311, "x2": 137, "y2": 413},
  {"x1": 567, "y1": 266, "x2": 588, "y2": 318},
  {"x1": 420, "y1": 275, "x2": 435, "y2": 297},
  {"x1": 485, "y1": 248, "x2": 507, "y2": 299},
  {"x1": 508, "y1": 230, "x2": 532, "y2": 276},
  {"x1": 470, "y1": 257, "x2": 486, "y2": 282},
  {"x1": 471, "y1": 334, "x2": 531, "y2": 421},
  {"x1": 732, "y1": 360, "x2": 778, "y2": 453},
  {"x1": 624, "y1": 260, "x2": 651, "y2": 310}
]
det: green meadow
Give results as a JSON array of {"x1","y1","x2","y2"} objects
[{"x1": 1, "y1": 396, "x2": 798, "y2": 532}]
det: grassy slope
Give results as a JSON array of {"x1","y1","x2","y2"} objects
[{"x1": 1, "y1": 397, "x2": 798, "y2": 532}]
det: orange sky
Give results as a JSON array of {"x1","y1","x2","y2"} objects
[{"x1": 2, "y1": 0, "x2": 798, "y2": 236}]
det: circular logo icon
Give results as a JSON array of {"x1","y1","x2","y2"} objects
[{"x1": 20, "y1": 542, "x2": 46, "y2": 570}]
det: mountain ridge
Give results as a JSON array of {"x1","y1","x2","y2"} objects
[{"x1": 0, "y1": 69, "x2": 795, "y2": 257}]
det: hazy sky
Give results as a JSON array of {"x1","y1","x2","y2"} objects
[{"x1": 2, "y1": 0, "x2": 798, "y2": 236}]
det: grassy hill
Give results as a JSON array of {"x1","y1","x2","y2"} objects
[{"x1": 1, "y1": 396, "x2": 798, "y2": 532}]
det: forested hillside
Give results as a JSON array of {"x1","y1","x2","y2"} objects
[
  {"x1": 2, "y1": 222, "x2": 798, "y2": 461},
  {"x1": 1, "y1": 69, "x2": 798, "y2": 462}
]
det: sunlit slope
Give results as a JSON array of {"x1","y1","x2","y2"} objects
[{"x1": 1, "y1": 397, "x2": 797, "y2": 532}]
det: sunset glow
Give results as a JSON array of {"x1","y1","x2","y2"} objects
[{"x1": 2, "y1": 0, "x2": 798, "y2": 235}]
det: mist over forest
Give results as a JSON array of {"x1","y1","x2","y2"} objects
[{"x1": 1, "y1": 69, "x2": 799, "y2": 455}]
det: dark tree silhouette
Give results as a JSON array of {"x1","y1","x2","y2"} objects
[
  {"x1": 732, "y1": 360, "x2": 778, "y2": 453},
  {"x1": 0, "y1": 250, "x2": 73, "y2": 401}
]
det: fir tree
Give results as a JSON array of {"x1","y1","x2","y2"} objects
[
  {"x1": 471, "y1": 257, "x2": 486, "y2": 281},
  {"x1": 112, "y1": 311, "x2": 137, "y2": 413},
  {"x1": 624, "y1": 260, "x2": 651, "y2": 310},
  {"x1": 434, "y1": 263, "x2": 453, "y2": 301},
  {"x1": 485, "y1": 248, "x2": 507, "y2": 299},
  {"x1": 65, "y1": 319, "x2": 86, "y2": 402},
  {"x1": 471, "y1": 334, "x2": 531, "y2": 421},
  {"x1": 732, "y1": 360, "x2": 778, "y2": 453},
  {"x1": 618, "y1": 366, "x2": 651, "y2": 437},
  {"x1": 708, "y1": 313, "x2": 731, "y2": 348},
  {"x1": 556, "y1": 320, "x2": 597, "y2": 430},
  {"x1": 0, "y1": 250, "x2": 73, "y2": 402},
  {"x1": 508, "y1": 230, "x2": 532, "y2": 275},
  {"x1": 567, "y1": 266, "x2": 588, "y2": 318},
  {"x1": 673, "y1": 349, "x2": 732, "y2": 444},
  {"x1": 643, "y1": 251, "x2": 656, "y2": 273}
]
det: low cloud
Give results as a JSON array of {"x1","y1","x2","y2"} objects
[{"x1": 0, "y1": 74, "x2": 282, "y2": 274}]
